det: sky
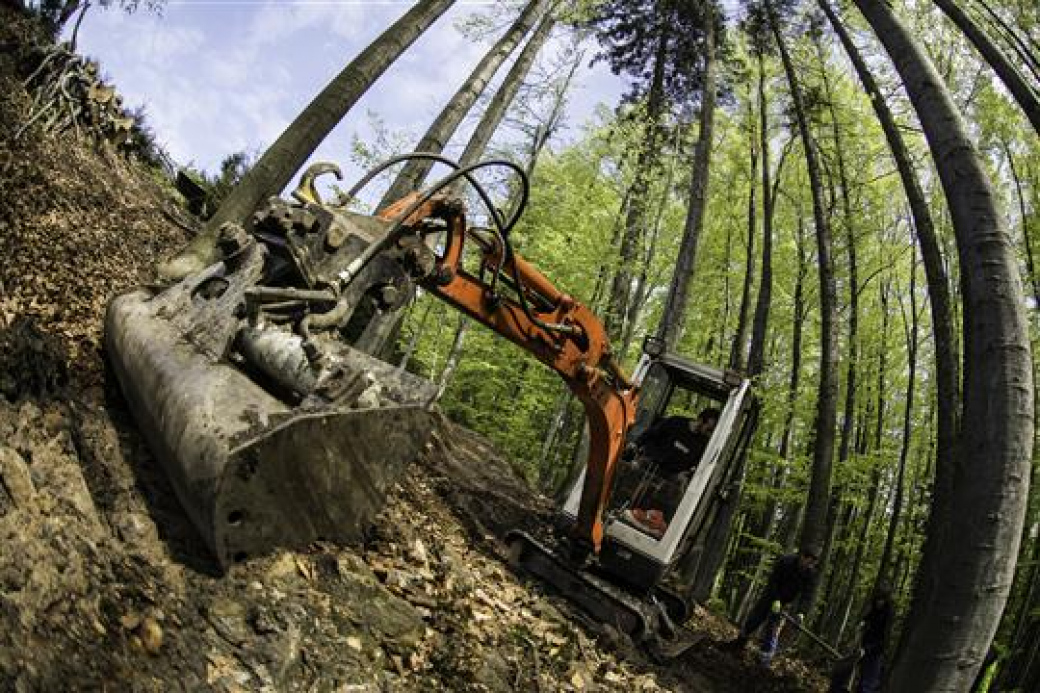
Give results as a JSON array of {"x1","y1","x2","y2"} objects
[{"x1": 71, "y1": 0, "x2": 628, "y2": 190}]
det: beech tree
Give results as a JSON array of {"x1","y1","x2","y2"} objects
[{"x1": 850, "y1": 0, "x2": 1034, "y2": 689}]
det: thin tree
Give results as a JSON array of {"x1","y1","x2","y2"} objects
[
  {"x1": 851, "y1": 0, "x2": 1034, "y2": 689},
  {"x1": 875, "y1": 257, "x2": 920, "y2": 592},
  {"x1": 656, "y1": 0, "x2": 719, "y2": 350},
  {"x1": 378, "y1": 0, "x2": 548, "y2": 208},
  {"x1": 768, "y1": 0, "x2": 839, "y2": 559},
  {"x1": 932, "y1": 0, "x2": 1040, "y2": 135},
  {"x1": 161, "y1": 0, "x2": 456, "y2": 279},
  {"x1": 818, "y1": 0, "x2": 960, "y2": 569}
]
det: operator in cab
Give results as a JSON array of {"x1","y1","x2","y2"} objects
[{"x1": 621, "y1": 407, "x2": 720, "y2": 538}]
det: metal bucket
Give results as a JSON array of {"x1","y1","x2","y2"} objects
[{"x1": 106, "y1": 199, "x2": 435, "y2": 569}]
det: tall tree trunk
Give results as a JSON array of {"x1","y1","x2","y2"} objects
[
  {"x1": 420, "y1": 39, "x2": 575, "y2": 401},
  {"x1": 729, "y1": 98, "x2": 757, "y2": 373},
  {"x1": 378, "y1": 0, "x2": 547, "y2": 208},
  {"x1": 457, "y1": 10, "x2": 557, "y2": 169},
  {"x1": 747, "y1": 52, "x2": 774, "y2": 378},
  {"x1": 851, "y1": 1, "x2": 1035, "y2": 689},
  {"x1": 656, "y1": 5, "x2": 717, "y2": 351},
  {"x1": 769, "y1": 2, "x2": 840, "y2": 558},
  {"x1": 932, "y1": 0, "x2": 1040, "y2": 134},
  {"x1": 971, "y1": 0, "x2": 1040, "y2": 84},
  {"x1": 362, "y1": 7, "x2": 559, "y2": 359},
  {"x1": 810, "y1": 26, "x2": 861, "y2": 626},
  {"x1": 161, "y1": 0, "x2": 456, "y2": 279},
  {"x1": 876, "y1": 262, "x2": 919, "y2": 592},
  {"x1": 734, "y1": 215, "x2": 808, "y2": 620},
  {"x1": 621, "y1": 124, "x2": 683, "y2": 358},
  {"x1": 1004, "y1": 141, "x2": 1040, "y2": 307},
  {"x1": 430, "y1": 312, "x2": 469, "y2": 403},
  {"x1": 820, "y1": 0, "x2": 960, "y2": 572},
  {"x1": 607, "y1": 28, "x2": 670, "y2": 340},
  {"x1": 396, "y1": 299, "x2": 436, "y2": 374}
]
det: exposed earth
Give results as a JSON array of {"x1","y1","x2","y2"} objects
[{"x1": 0, "y1": 7, "x2": 826, "y2": 691}]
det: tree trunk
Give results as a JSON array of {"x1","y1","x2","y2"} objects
[
  {"x1": 419, "y1": 37, "x2": 575, "y2": 400},
  {"x1": 747, "y1": 52, "x2": 774, "y2": 378},
  {"x1": 729, "y1": 96, "x2": 757, "y2": 373},
  {"x1": 361, "y1": 5, "x2": 558, "y2": 358},
  {"x1": 161, "y1": 0, "x2": 456, "y2": 279},
  {"x1": 606, "y1": 28, "x2": 670, "y2": 340},
  {"x1": 396, "y1": 299, "x2": 436, "y2": 374},
  {"x1": 457, "y1": 10, "x2": 556, "y2": 169},
  {"x1": 852, "y1": 1, "x2": 1035, "y2": 689},
  {"x1": 656, "y1": 6, "x2": 717, "y2": 351},
  {"x1": 1004, "y1": 141, "x2": 1040, "y2": 307},
  {"x1": 932, "y1": 0, "x2": 1040, "y2": 134},
  {"x1": 971, "y1": 0, "x2": 1040, "y2": 84},
  {"x1": 875, "y1": 262, "x2": 919, "y2": 592},
  {"x1": 378, "y1": 0, "x2": 547, "y2": 208},
  {"x1": 769, "y1": 1, "x2": 839, "y2": 558},
  {"x1": 809, "y1": 24, "x2": 861, "y2": 626},
  {"x1": 820, "y1": 0, "x2": 960, "y2": 574}
]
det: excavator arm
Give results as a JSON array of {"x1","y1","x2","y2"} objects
[{"x1": 376, "y1": 193, "x2": 638, "y2": 552}]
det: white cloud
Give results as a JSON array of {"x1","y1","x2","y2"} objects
[{"x1": 73, "y1": 1, "x2": 624, "y2": 178}]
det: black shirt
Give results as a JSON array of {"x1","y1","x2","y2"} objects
[
  {"x1": 636, "y1": 416, "x2": 711, "y2": 476},
  {"x1": 764, "y1": 553, "x2": 818, "y2": 612},
  {"x1": 861, "y1": 599, "x2": 893, "y2": 656}
]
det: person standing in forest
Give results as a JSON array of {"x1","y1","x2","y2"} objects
[
  {"x1": 856, "y1": 589, "x2": 893, "y2": 693},
  {"x1": 620, "y1": 407, "x2": 720, "y2": 537},
  {"x1": 723, "y1": 548, "x2": 819, "y2": 666}
]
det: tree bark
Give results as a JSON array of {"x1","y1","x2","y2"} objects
[
  {"x1": 769, "y1": 1, "x2": 839, "y2": 558},
  {"x1": 606, "y1": 28, "x2": 670, "y2": 340},
  {"x1": 457, "y1": 10, "x2": 556, "y2": 169},
  {"x1": 379, "y1": 0, "x2": 547, "y2": 208},
  {"x1": 161, "y1": 0, "x2": 456, "y2": 279},
  {"x1": 875, "y1": 263, "x2": 919, "y2": 592},
  {"x1": 747, "y1": 52, "x2": 773, "y2": 378},
  {"x1": 729, "y1": 94, "x2": 757, "y2": 373},
  {"x1": 819, "y1": 0, "x2": 960, "y2": 576},
  {"x1": 971, "y1": 0, "x2": 1040, "y2": 84},
  {"x1": 656, "y1": 5, "x2": 717, "y2": 351},
  {"x1": 932, "y1": 0, "x2": 1040, "y2": 134},
  {"x1": 852, "y1": 1, "x2": 1035, "y2": 689},
  {"x1": 1004, "y1": 141, "x2": 1040, "y2": 308}
]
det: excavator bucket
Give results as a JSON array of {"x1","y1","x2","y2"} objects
[{"x1": 106, "y1": 181, "x2": 435, "y2": 569}]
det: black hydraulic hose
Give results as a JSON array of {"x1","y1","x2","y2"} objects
[
  {"x1": 342, "y1": 152, "x2": 508, "y2": 239},
  {"x1": 385, "y1": 160, "x2": 574, "y2": 337},
  {"x1": 374, "y1": 160, "x2": 574, "y2": 336},
  {"x1": 341, "y1": 152, "x2": 514, "y2": 291}
]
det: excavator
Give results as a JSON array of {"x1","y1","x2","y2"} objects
[{"x1": 105, "y1": 155, "x2": 758, "y2": 651}]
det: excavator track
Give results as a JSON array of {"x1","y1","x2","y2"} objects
[{"x1": 504, "y1": 530, "x2": 702, "y2": 658}]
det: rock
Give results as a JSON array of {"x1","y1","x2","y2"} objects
[
  {"x1": 0, "y1": 446, "x2": 36, "y2": 511},
  {"x1": 137, "y1": 616, "x2": 162, "y2": 655},
  {"x1": 112, "y1": 511, "x2": 158, "y2": 547},
  {"x1": 205, "y1": 599, "x2": 251, "y2": 646}
]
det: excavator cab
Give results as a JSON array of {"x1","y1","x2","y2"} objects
[{"x1": 515, "y1": 337, "x2": 758, "y2": 641}]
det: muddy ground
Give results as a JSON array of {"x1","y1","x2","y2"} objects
[{"x1": 0, "y1": 7, "x2": 825, "y2": 692}]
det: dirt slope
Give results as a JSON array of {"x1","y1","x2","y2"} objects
[{"x1": 0, "y1": 9, "x2": 824, "y2": 692}]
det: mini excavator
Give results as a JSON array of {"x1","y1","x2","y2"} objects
[{"x1": 106, "y1": 155, "x2": 758, "y2": 651}]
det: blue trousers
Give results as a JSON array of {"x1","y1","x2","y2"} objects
[{"x1": 741, "y1": 594, "x2": 784, "y2": 663}]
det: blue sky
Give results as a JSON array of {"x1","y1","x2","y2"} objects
[{"x1": 72, "y1": 1, "x2": 627, "y2": 186}]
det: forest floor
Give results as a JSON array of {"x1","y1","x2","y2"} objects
[{"x1": 0, "y1": 8, "x2": 827, "y2": 692}]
